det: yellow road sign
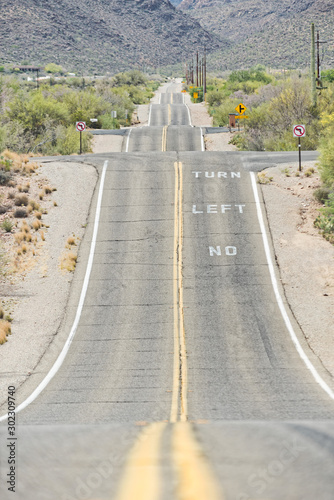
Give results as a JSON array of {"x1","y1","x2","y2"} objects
[
  {"x1": 236, "y1": 115, "x2": 249, "y2": 119},
  {"x1": 193, "y1": 92, "x2": 198, "y2": 99},
  {"x1": 235, "y1": 103, "x2": 247, "y2": 115}
]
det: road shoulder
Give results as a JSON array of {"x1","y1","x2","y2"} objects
[{"x1": 0, "y1": 161, "x2": 97, "y2": 409}]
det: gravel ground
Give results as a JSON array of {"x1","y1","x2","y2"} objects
[
  {"x1": 205, "y1": 132, "x2": 237, "y2": 151},
  {"x1": 1, "y1": 89, "x2": 333, "y2": 411},
  {"x1": 92, "y1": 135, "x2": 123, "y2": 154}
]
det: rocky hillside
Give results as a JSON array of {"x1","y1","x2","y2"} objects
[
  {"x1": 0, "y1": 0, "x2": 223, "y2": 74},
  {"x1": 178, "y1": 0, "x2": 334, "y2": 69}
]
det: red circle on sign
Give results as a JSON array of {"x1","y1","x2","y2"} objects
[
  {"x1": 76, "y1": 121, "x2": 86, "y2": 132},
  {"x1": 293, "y1": 125, "x2": 305, "y2": 137}
]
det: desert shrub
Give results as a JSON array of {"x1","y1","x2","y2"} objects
[
  {"x1": 14, "y1": 208, "x2": 27, "y2": 218},
  {"x1": 314, "y1": 187, "x2": 332, "y2": 203},
  {"x1": 1, "y1": 218, "x2": 13, "y2": 232},
  {"x1": 0, "y1": 170, "x2": 11, "y2": 185}
]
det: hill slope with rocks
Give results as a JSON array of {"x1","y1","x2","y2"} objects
[
  {"x1": 178, "y1": 0, "x2": 334, "y2": 70},
  {"x1": 0, "y1": 0, "x2": 223, "y2": 73}
]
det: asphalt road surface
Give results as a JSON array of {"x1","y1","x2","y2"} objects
[{"x1": 0, "y1": 82, "x2": 333, "y2": 500}]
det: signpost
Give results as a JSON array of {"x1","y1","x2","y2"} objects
[
  {"x1": 76, "y1": 121, "x2": 86, "y2": 154},
  {"x1": 293, "y1": 125, "x2": 306, "y2": 171},
  {"x1": 111, "y1": 110, "x2": 117, "y2": 128}
]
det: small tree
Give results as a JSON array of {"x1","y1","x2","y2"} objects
[{"x1": 45, "y1": 63, "x2": 65, "y2": 75}]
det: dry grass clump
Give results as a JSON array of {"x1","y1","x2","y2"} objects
[
  {"x1": 14, "y1": 232, "x2": 24, "y2": 244},
  {"x1": 14, "y1": 194, "x2": 29, "y2": 206},
  {"x1": 8, "y1": 189, "x2": 16, "y2": 200},
  {"x1": 1, "y1": 150, "x2": 39, "y2": 175},
  {"x1": 32, "y1": 219, "x2": 41, "y2": 231},
  {"x1": 305, "y1": 167, "x2": 315, "y2": 177},
  {"x1": 66, "y1": 236, "x2": 76, "y2": 247},
  {"x1": 18, "y1": 183, "x2": 30, "y2": 193},
  {"x1": 2, "y1": 150, "x2": 21, "y2": 170},
  {"x1": 29, "y1": 199, "x2": 40, "y2": 210},
  {"x1": 43, "y1": 185, "x2": 52, "y2": 194},
  {"x1": 0, "y1": 320, "x2": 11, "y2": 345},
  {"x1": 60, "y1": 251, "x2": 77, "y2": 272},
  {"x1": 34, "y1": 211, "x2": 42, "y2": 220},
  {"x1": 21, "y1": 221, "x2": 30, "y2": 233},
  {"x1": 257, "y1": 171, "x2": 273, "y2": 184},
  {"x1": 23, "y1": 162, "x2": 37, "y2": 174}
]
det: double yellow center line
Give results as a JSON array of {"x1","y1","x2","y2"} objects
[
  {"x1": 170, "y1": 161, "x2": 188, "y2": 423},
  {"x1": 114, "y1": 161, "x2": 223, "y2": 500},
  {"x1": 162, "y1": 96, "x2": 172, "y2": 151}
]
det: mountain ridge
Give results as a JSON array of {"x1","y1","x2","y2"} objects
[{"x1": 0, "y1": 0, "x2": 223, "y2": 73}]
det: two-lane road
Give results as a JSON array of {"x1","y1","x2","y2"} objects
[{"x1": 1, "y1": 82, "x2": 333, "y2": 500}]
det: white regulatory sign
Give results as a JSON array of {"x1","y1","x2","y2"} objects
[
  {"x1": 76, "y1": 121, "x2": 86, "y2": 132},
  {"x1": 293, "y1": 124, "x2": 306, "y2": 137}
]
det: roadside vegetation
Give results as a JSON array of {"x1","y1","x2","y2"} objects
[
  {"x1": 201, "y1": 65, "x2": 334, "y2": 244},
  {"x1": 0, "y1": 70, "x2": 160, "y2": 156}
]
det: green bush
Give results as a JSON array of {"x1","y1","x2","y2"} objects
[
  {"x1": 1, "y1": 218, "x2": 14, "y2": 232},
  {"x1": 314, "y1": 193, "x2": 334, "y2": 243},
  {"x1": 0, "y1": 71, "x2": 157, "y2": 154},
  {"x1": 314, "y1": 187, "x2": 332, "y2": 203},
  {"x1": 55, "y1": 125, "x2": 93, "y2": 155}
]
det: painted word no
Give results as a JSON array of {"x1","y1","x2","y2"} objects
[{"x1": 209, "y1": 246, "x2": 237, "y2": 256}]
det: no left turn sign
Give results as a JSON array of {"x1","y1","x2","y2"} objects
[
  {"x1": 293, "y1": 124, "x2": 306, "y2": 137},
  {"x1": 76, "y1": 121, "x2": 86, "y2": 132}
]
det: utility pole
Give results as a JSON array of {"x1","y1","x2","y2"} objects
[
  {"x1": 311, "y1": 23, "x2": 317, "y2": 107},
  {"x1": 201, "y1": 56, "x2": 203, "y2": 88},
  {"x1": 203, "y1": 46, "x2": 207, "y2": 98},
  {"x1": 196, "y1": 51, "x2": 199, "y2": 87},
  {"x1": 317, "y1": 30, "x2": 320, "y2": 81}
]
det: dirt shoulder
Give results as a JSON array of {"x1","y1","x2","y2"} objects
[
  {"x1": 0, "y1": 161, "x2": 97, "y2": 407},
  {"x1": 260, "y1": 162, "x2": 334, "y2": 375}
]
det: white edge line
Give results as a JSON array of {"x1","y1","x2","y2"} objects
[
  {"x1": 125, "y1": 128, "x2": 132, "y2": 153},
  {"x1": 185, "y1": 103, "x2": 193, "y2": 127},
  {"x1": 148, "y1": 104, "x2": 152, "y2": 126},
  {"x1": 0, "y1": 160, "x2": 109, "y2": 422},
  {"x1": 200, "y1": 127, "x2": 205, "y2": 152},
  {"x1": 250, "y1": 171, "x2": 334, "y2": 400}
]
